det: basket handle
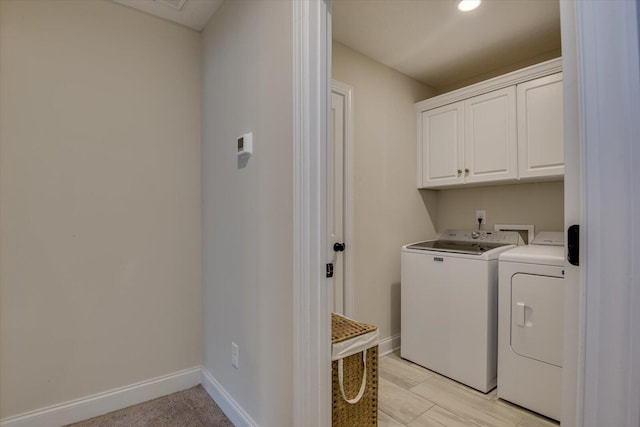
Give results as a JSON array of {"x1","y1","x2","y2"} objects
[{"x1": 337, "y1": 350, "x2": 367, "y2": 404}]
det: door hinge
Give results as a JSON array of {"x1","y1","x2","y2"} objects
[{"x1": 326, "y1": 263, "x2": 334, "y2": 278}]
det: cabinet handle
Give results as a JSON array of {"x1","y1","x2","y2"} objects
[
  {"x1": 457, "y1": 169, "x2": 462, "y2": 175},
  {"x1": 464, "y1": 168, "x2": 470, "y2": 173}
]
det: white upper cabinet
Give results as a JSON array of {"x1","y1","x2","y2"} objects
[
  {"x1": 517, "y1": 73, "x2": 564, "y2": 179},
  {"x1": 464, "y1": 87, "x2": 517, "y2": 184},
  {"x1": 420, "y1": 102, "x2": 464, "y2": 187},
  {"x1": 415, "y1": 58, "x2": 563, "y2": 189}
]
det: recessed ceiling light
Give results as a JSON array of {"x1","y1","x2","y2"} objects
[{"x1": 458, "y1": 0, "x2": 481, "y2": 12}]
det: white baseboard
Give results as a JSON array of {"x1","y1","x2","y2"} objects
[
  {"x1": 201, "y1": 368, "x2": 258, "y2": 427},
  {"x1": 0, "y1": 367, "x2": 201, "y2": 427},
  {"x1": 378, "y1": 333, "x2": 401, "y2": 356}
]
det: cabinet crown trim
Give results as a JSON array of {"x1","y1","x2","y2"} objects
[{"x1": 415, "y1": 58, "x2": 562, "y2": 112}]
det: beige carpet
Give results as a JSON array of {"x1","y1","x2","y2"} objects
[{"x1": 66, "y1": 385, "x2": 233, "y2": 427}]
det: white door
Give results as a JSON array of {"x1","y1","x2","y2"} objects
[
  {"x1": 464, "y1": 87, "x2": 517, "y2": 184},
  {"x1": 330, "y1": 90, "x2": 345, "y2": 315},
  {"x1": 330, "y1": 81, "x2": 354, "y2": 316}
]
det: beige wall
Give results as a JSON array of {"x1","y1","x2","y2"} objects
[
  {"x1": 201, "y1": 1, "x2": 293, "y2": 425},
  {"x1": 0, "y1": 0, "x2": 202, "y2": 418},
  {"x1": 435, "y1": 181, "x2": 565, "y2": 234},
  {"x1": 332, "y1": 42, "x2": 437, "y2": 340}
]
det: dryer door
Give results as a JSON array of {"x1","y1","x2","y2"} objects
[{"x1": 511, "y1": 273, "x2": 564, "y2": 367}]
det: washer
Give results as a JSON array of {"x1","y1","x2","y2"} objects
[
  {"x1": 498, "y1": 232, "x2": 564, "y2": 420},
  {"x1": 401, "y1": 230, "x2": 522, "y2": 393}
]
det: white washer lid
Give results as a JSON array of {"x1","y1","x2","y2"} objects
[{"x1": 499, "y1": 244, "x2": 565, "y2": 266}]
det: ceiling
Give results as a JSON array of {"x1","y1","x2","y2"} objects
[
  {"x1": 111, "y1": 0, "x2": 560, "y2": 90},
  {"x1": 332, "y1": 0, "x2": 561, "y2": 90},
  {"x1": 112, "y1": 0, "x2": 222, "y2": 31}
]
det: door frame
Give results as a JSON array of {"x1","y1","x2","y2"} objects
[
  {"x1": 560, "y1": 1, "x2": 640, "y2": 426},
  {"x1": 293, "y1": 1, "x2": 640, "y2": 426},
  {"x1": 330, "y1": 80, "x2": 355, "y2": 318},
  {"x1": 559, "y1": 1, "x2": 583, "y2": 424},
  {"x1": 292, "y1": 0, "x2": 332, "y2": 426}
]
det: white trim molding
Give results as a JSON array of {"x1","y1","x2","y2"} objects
[
  {"x1": 378, "y1": 334, "x2": 401, "y2": 357},
  {"x1": 414, "y1": 58, "x2": 562, "y2": 112},
  {"x1": 111, "y1": 0, "x2": 223, "y2": 31},
  {"x1": 559, "y1": 1, "x2": 584, "y2": 425},
  {"x1": 0, "y1": 367, "x2": 201, "y2": 427},
  {"x1": 200, "y1": 368, "x2": 258, "y2": 427},
  {"x1": 292, "y1": 0, "x2": 332, "y2": 426}
]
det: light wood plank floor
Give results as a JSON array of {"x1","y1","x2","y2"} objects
[{"x1": 378, "y1": 352, "x2": 559, "y2": 427}]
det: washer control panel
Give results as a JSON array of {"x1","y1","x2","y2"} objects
[{"x1": 442, "y1": 230, "x2": 523, "y2": 245}]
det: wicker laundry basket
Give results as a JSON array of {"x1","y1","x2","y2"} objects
[{"x1": 331, "y1": 313, "x2": 379, "y2": 426}]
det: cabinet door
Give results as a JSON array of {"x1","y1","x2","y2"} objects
[
  {"x1": 464, "y1": 87, "x2": 517, "y2": 184},
  {"x1": 420, "y1": 102, "x2": 464, "y2": 187},
  {"x1": 517, "y1": 73, "x2": 564, "y2": 179}
]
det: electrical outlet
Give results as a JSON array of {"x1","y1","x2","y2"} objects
[
  {"x1": 232, "y1": 342, "x2": 239, "y2": 369},
  {"x1": 475, "y1": 210, "x2": 486, "y2": 225}
]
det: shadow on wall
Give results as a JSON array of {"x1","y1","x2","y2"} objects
[
  {"x1": 419, "y1": 189, "x2": 439, "y2": 233},
  {"x1": 238, "y1": 156, "x2": 250, "y2": 169},
  {"x1": 390, "y1": 281, "x2": 401, "y2": 334},
  {"x1": 430, "y1": 181, "x2": 564, "y2": 233}
]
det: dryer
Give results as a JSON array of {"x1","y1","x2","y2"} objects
[{"x1": 498, "y1": 232, "x2": 564, "y2": 420}]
